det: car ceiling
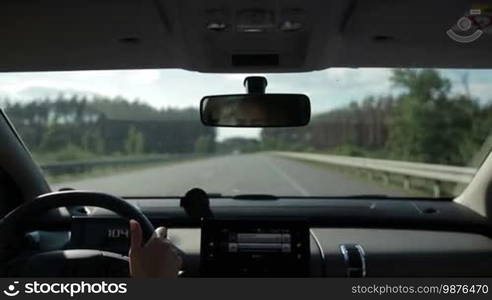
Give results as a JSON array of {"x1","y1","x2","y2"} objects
[{"x1": 0, "y1": 0, "x2": 490, "y2": 73}]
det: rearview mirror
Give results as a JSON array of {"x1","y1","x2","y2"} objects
[{"x1": 200, "y1": 94, "x2": 311, "y2": 127}]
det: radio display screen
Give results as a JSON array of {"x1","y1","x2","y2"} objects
[{"x1": 200, "y1": 220, "x2": 310, "y2": 277}]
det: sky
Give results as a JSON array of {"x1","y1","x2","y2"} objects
[{"x1": 1, "y1": 68, "x2": 492, "y2": 140}]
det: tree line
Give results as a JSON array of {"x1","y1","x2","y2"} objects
[
  {"x1": 1, "y1": 96, "x2": 216, "y2": 162},
  {"x1": 2, "y1": 69, "x2": 491, "y2": 167},
  {"x1": 262, "y1": 69, "x2": 492, "y2": 166}
]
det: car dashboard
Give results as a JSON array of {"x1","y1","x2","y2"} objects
[{"x1": 26, "y1": 197, "x2": 492, "y2": 277}]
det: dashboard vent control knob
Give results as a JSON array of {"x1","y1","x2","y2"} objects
[{"x1": 340, "y1": 244, "x2": 366, "y2": 277}]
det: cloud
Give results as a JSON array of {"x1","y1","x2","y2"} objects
[
  {"x1": 222, "y1": 73, "x2": 263, "y2": 81},
  {"x1": 218, "y1": 128, "x2": 261, "y2": 141},
  {"x1": 443, "y1": 69, "x2": 492, "y2": 103}
]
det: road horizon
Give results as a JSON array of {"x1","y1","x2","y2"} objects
[{"x1": 52, "y1": 153, "x2": 410, "y2": 197}]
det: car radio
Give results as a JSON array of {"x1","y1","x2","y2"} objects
[{"x1": 200, "y1": 220, "x2": 310, "y2": 277}]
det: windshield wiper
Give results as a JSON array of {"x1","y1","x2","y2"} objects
[
  {"x1": 232, "y1": 194, "x2": 278, "y2": 200},
  {"x1": 206, "y1": 193, "x2": 223, "y2": 198},
  {"x1": 231, "y1": 194, "x2": 388, "y2": 199},
  {"x1": 206, "y1": 193, "x2": 446, "y2": 200},
  {"x1": 230, "y1": 194, "x2": 387, "y2": 200},
  {"x1": 340, "y1": 194, "x2": 389, "y2": 199}
]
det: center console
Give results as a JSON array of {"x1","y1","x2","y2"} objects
[{"x1": 200, "y1": 220, "x2": 310, "y2": 277}]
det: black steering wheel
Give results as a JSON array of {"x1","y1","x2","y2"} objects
[{"x1": 0, "y1": 191, "x2": 155, "y2": 277}]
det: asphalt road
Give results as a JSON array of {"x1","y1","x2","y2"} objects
[{"x1": 53, "y1": 153, "x2": 409, "y2": 197}]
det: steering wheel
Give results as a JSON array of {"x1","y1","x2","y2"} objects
[{"x1": 0, "y1": 191, "x2": 155, "y2": 277}]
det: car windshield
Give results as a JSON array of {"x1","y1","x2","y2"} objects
[{"x1": 1, "y1": 68, "x2": 491, "y2": 198}]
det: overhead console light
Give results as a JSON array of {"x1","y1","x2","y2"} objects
[
  {"x1": 207, "y1": 21, "x2": 227, "y2": 32},
  {"x1": 280, "y1": 20, "x2": 303, "y2": 32},
  {"x1": 205, "y1": 9, "x2": 228, "y2": 32},
  {"x1": 206, "y1": 8, "x2": 304, "y2": 33},
  {"x1": 236, "y1": 9, "x2": 275, "y2": 33},
  {"x1": 280, "y1": 9, "x2": 305, "y2": 32}
]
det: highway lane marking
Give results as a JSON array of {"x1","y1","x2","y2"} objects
[{"x1": 265, "y1": 157, "x2": 310, "y2": 196}]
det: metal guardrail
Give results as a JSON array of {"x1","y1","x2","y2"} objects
[
  {"x1": 272, "y1": 151, "x2": 478, "y2": 197},
  {"x1": 40, "y1": 154, "x2": 193, "y2": 176}
]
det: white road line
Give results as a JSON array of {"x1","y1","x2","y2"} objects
[{"x1": 265, "y1": 157, "x2": 310, "y2": 196}]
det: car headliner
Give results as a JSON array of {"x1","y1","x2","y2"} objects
[{"x1": 0, "y1": 0, "x2": 490, "y2": 73}]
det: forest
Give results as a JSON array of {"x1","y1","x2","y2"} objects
[
  {"x1": 262, "y1": 69, "x2": 492, "y2": 167},
  {"x1": 1, "y1": 69, "x2": 491, "y2": 168},
  {"x1": 1, "y1": 96, "x2": 216, "y2": 162}
]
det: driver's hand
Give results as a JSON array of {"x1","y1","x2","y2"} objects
[{"x1": 128, "y1": 220, "x2": 182, "y2": 278}]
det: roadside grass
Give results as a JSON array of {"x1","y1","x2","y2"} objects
[{"x1": 44, "y1": 155, "x2": 210, "y2": 186}]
